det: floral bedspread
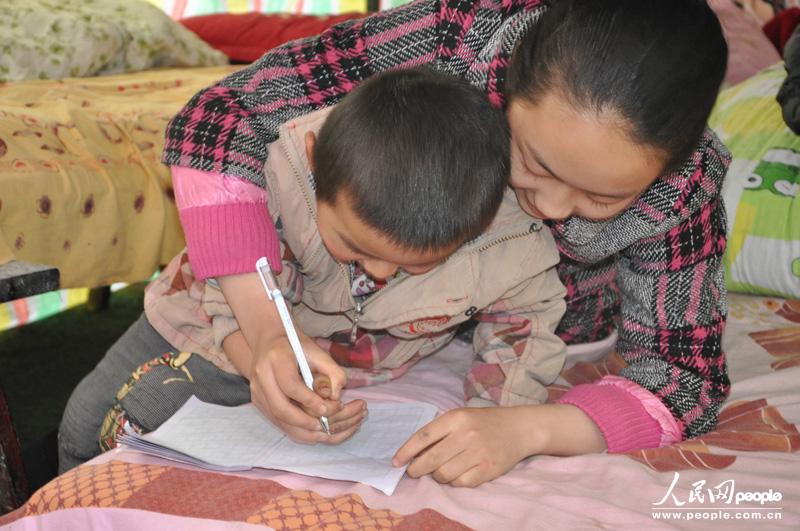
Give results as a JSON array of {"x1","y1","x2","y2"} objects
[{"x1": 0, "y1": 65, "x2": 240, "y2": 288}]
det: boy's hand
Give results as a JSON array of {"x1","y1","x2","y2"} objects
[
  {"x1": 310, "y1": 374, "x2": 368, "y2": 442},
  {"x1": 215, "y1": 272, "x2": 367, "y2": 444},
  {"x1": 249, "y1": 334, "x2": 366, "y2": 444}
]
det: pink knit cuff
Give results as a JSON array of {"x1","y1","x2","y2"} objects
[
  {"x1": 558, "y1": 381, "x2": 664, "y2": 453},
  {"x1": 598, "y1": 376, "x2": 683, "y2": 446},
  {"x1": 179, "y1": 203, "x2": 283, "y2": 280},
  {"x1": 170, "y1": 166, "x2": 282, "y2": 279}
]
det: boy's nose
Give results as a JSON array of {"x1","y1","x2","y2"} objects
[{"x1": 360, "y1": 259, "x2": 398, "y2": 281}]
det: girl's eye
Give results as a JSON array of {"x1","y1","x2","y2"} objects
[
  {"x1": 525, "y1": 166, "x2": 545, "y2": 180},
  {"x1": 589, "y1": 198, "x2": 612, "y2": 210}
]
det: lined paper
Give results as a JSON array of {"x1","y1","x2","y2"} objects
[{"x1": 119, "y1": 396, "x2": 437, "y2": 495}]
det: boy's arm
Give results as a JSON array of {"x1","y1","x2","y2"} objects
[
  {"x1": 467, "y1": 244, "x2": 567, "y2": 407},
  {"x1": 212, "y1": 274, "x2": 288, "y2": 378},
  {"x1": 208, "y1": 273, "x2": 356, "y2": 441}
]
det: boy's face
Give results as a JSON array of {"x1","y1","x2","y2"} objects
[
  {"x1": 317, "y1": 191, "x2": 459, "y2": 281},
  {"x1": 305, "y1": 131, "x2": 458, "y2": 281}
]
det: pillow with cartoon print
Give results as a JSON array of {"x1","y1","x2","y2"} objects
[{"x1": 709, "y1": 63, "x2": 800, "y2": 299}]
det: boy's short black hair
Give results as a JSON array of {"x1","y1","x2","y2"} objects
[
  {"x1": 507, "y1": 0, "x2": 727, "y2": 172},
  {"x1": 313, "y1": 67, "x2": 510, "y2": 252}
]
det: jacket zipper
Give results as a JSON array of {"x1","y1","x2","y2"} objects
[
  {"x1": 471, "y1": 222, "x2": 540, "y2": 253},
  {"x1": 350, "y1": 301, "x2": 363, "y2": 343},
  {"x1": 279, "y1": 140, "x2": 316, "y2": 218},
  {"x1": 279, "y1": 137, "x2": 364, "y2": 337}
]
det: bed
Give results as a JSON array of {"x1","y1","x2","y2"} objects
[
  {"x1": 0, "y1": 0, "x2": 233, "y2": 289},
  {"x1": 0, "y1": 292, "x2": 798, "y2": 529},
  {"x1": 0, "y1": 2, "x2": 358, "y2": 290},
  {"x1": 0, "y1": 65, "x2": 244, "y2": 289}
]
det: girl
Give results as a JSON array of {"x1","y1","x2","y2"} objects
[{"x1": 108, "y1": 0, "x2": 733, "y2": 486}]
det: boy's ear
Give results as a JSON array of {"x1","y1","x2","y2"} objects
[{"x1": 305, "y1": 132, "x2": 317, "y2": 172}]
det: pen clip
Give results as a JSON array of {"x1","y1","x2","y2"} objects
[{"x1": 255, "y1": 257, "x2": 281, "y2": 301}]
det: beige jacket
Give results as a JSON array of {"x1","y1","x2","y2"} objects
[{"x1": 146, "y1": 107, "x2": 567, "y2": 406}]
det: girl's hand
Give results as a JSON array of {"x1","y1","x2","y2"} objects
[
  {"x1": 392, "y1": 404, "x2": 607, "y2": 488},
  {"x1": 392, "y1": 407, "x2": 535, "y2": 488},
  {"x1": 248, "y1": 334, "x2": 366, "y2": 444}
]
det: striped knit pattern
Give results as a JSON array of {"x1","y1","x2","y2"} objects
[
  {"x1": 552, "y1": 130, "x2": 731, "y2": 439},
  {"x1": 162, "y1": 0, "x2": 544, "y2": 186},
  {"x1": 162, "y1": 0, "x2": 732, "y2": 440}
]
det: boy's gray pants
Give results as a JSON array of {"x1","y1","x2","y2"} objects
[{"x1": 57, "y1": 312, "x2": 250, "y2": 473}]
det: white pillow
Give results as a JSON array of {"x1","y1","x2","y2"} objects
[{"x1": 0, "y1": 0, "x2": 227, "y2": 82}]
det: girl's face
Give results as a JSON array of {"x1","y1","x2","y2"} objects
[{"x1": 507, "y1": 91, "x2": 667, "y2": 221}]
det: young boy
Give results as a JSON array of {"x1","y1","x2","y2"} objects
[{"x1": 59, "y1": 68, "x2": 566, "y2": 471}]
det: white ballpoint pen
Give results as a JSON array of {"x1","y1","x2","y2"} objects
[{"x1": 256, "y1": 257, "x2": 331, "y2": 434}]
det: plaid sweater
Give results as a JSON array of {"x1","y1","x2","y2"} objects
[{"x1": 162, "y1": 0, "x2": 731, "y2": 450}]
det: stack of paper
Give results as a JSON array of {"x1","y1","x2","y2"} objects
[{"x1": 119, "y1": 396, "x2": 438, "y2": 495}]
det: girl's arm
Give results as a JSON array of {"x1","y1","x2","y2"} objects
[
  {"x1": 393, "y1": 230, "x2": 605, "y2": 488},
  {"x1": 394, "y1": 259, "x2": 608, "y2": 485},
  {"x1": 393, "y1": 269, "x2": 610, "y2": 487},
  {"x1": 394, "y1": 133, "x2": 730, "y2": 485},
  {"x1": 171, "y1": 166, "x2": 282, "y2": 281},
  {"x1": 393, "y1": 403, "x2": 605, "y2": 488},
  {"x1": 171, "y1": 167, "x2": 366, "y2": 439},
  {"x1": 556, "y1": 130, "x2": 731, "y2": 452},
  {"x1": 163, "y1": 0, "x2": 546, "y2": 281},
  {"x1": 165, "y1": 1, "x2": 439, "y2": 281},
  {"x1": 163, "y1": 0, "x2": 545, "y2": 186},
  {"x1": 163, "y1": 0, "x2": 440, "y2": 189}
]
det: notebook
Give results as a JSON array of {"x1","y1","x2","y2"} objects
[{"x1": 118, "y1": 396, "x2": 438, "y2": 495}]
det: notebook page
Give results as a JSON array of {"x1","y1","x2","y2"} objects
[
  {"x1": 136, "y1": 396, "x2": 438, "y2": 495},
  {"x1": 143, "y1": 396, "x2": 285, "y2": 466}
]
